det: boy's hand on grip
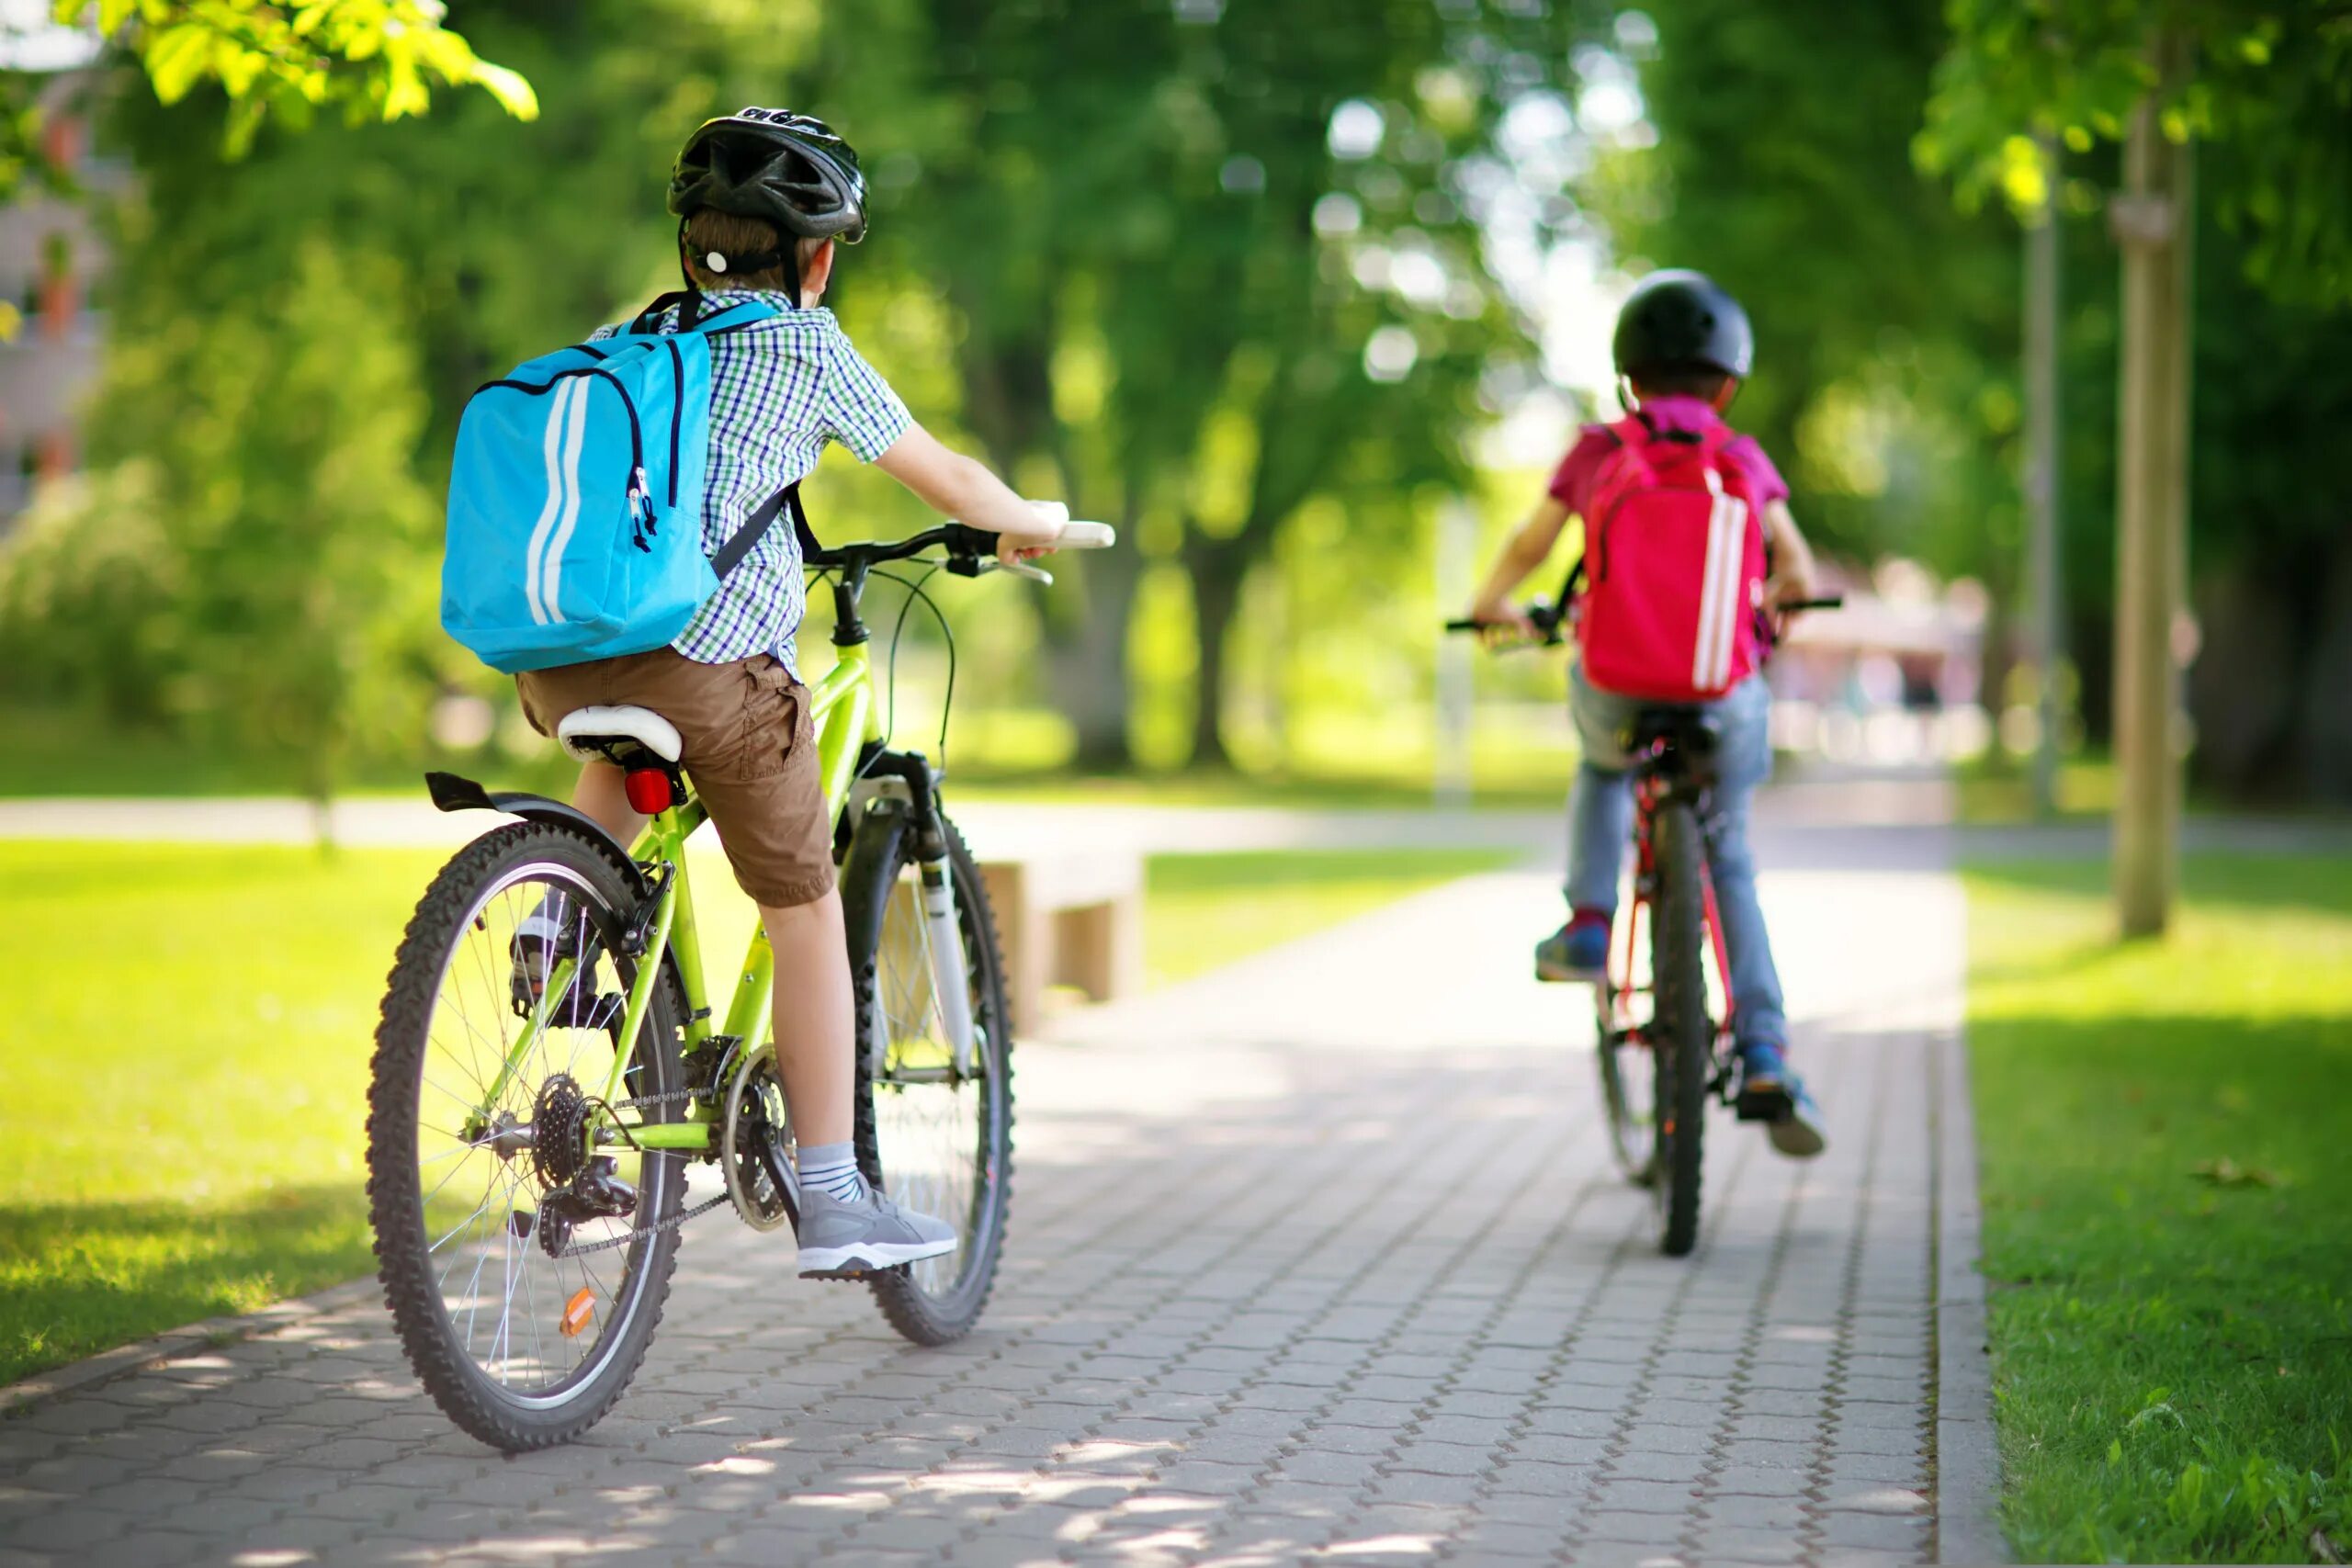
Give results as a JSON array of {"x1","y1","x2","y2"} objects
[
  {"x1": 1763, "y1": 564, "x2": 1821, "y2": 615},
  {"x1": 1468, "y1": 595, "x2": 1541, "y2": 649},
  {"x1": 996, "y1": 500, "x2": 1065, "y2": 566}
]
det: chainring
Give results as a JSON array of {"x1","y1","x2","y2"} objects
[
  {"x1": 530, "y1": 1073, "x2": 591, "y2": 1190},
  {"x1": 720, "y1": 1043, "x2": 797, "y2": 1233}
]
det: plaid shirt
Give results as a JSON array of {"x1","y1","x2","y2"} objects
[{"x1": 593, "y1": 290, "x2": 910, "y2": 673}]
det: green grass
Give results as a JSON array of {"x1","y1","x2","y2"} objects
[
  {"x1": 1966, "y1": 853, "x2": 2352, "y2": 1563},
  {"x1": 1954, "y1": 751, "x2": 2116, "y2": 825},
  {"x1": 1144, "y1": 848, "x2": 1520, "y2": 987},
  {"x1": 0, "y1": 837, "x2": 1512, "y2": 1386}
]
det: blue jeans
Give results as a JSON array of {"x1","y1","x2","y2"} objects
[{"x1": 1565, "y1": 670, "x2": 1788, "y2": 1049}]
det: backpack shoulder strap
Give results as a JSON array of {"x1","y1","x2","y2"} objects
[{"x1": 710, "y1": 482, "x2": 814, "y2": 580}]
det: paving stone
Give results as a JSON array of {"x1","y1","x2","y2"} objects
[
  {"x1": 1708, "y1": 1464, "x2": 1815, "y2": 1498},
  {"x1": 1576, "y1": 1507, "x2": 1690, "y2": 1544},
  {"x1": 1821, "y1": 1509, "x2": 1932, "y2": 1552},
  {"x1": 1589, "y1": 1477, "x2": 1702, "y2": 1515}
]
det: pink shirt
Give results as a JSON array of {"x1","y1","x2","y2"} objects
[{"x1": 1546, "y1": 395, "x2": 1788, "y2": 520}]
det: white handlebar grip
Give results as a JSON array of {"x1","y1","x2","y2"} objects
[
  {"x1": 1027, "y1": 500, "x2": 1070, "y2": 527},
  {"x1": 1057, "y1": 521, "x2": 1116, "y2": 550}
]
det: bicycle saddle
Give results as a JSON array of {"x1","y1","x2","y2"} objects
[
  {"x1": 557, "y1": 705, "x2": 683, "y2": 768},
  {"x1": 1623, "y1": 708, "x2": 1724, "y2": 772}
]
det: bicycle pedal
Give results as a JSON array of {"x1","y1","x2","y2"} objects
[
  {"x1": 1736, "y1": 1083, "x2": 1792, "y2": 1122},
  {"x1": 799, "y1": 1267, "x2": 871, "y2": 1283}
]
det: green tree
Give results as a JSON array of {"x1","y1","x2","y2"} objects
[
  {"x1": 820, "y1": 0, "x2": 1593, "y2": 766},
  {"x1": 0, "y1": 241, "x2": 439, "y2": 817},
  {"x1": 3, "y1": 0, "x2": 536, "y2": 215}
]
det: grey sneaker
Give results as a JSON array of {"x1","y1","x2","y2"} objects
[{"x1": 794, "y1": 1184, "x2": 959, "y2": 1278}]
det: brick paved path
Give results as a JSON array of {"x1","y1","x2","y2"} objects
[{"x1": 0, "y1": 840, "x2": 1974, "y2": 1567}]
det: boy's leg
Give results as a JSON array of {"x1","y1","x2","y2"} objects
[
  {"x1": 1539, "y1": 671, "x2": 1635, "y2": 980},
  {"x1": 758, "y1": 890, "x2": 854, "y2": 1150},
  {"x1": 1702, "y1": 675, "x2": 1825, "y2": 1158}
]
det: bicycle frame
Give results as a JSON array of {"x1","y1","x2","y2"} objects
[
  {"x1": 473, "y1": 638, "x2": 882, "y2": 1154},
  {"x1": 1606, "y1": 770, "x2": 1736, "y2": 1058}
]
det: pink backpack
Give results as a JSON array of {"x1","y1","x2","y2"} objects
[{"x1": 1574, "y1": 414, "x2": 1767, "y2": 703}]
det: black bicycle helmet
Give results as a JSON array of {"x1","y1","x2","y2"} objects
[
  {"x1": 1611, "y1": 269, "x2": 1754, "y2": 380},
  {"x1": 667, "y1": 107, "x2": 867, "y2": 302}
]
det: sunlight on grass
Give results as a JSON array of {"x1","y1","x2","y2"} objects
[
  {"x1": 1966, "y1": 853, "x2": 2352, "y2": 1563},
  {"x1": 0, "y1": 841, "x2": 445, "y2": 1383}
]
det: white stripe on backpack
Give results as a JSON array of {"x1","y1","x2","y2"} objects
[
  {"x1": 538, "y1": 380, "x2": 594, "y2": 626},
  {"x1": 1690, "y1": 465, "x2": 1748, "y2": 694},
  {"x1": 521, "y1": 379, "x2": 580, "y2": 627}
]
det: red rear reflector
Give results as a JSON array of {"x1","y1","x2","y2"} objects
[{"x1": 624, "y1": 769, "x2": 673, "y2": 815}]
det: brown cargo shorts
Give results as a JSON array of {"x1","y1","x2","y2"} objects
[{"x1": 514, "y1": 649, "x2": 833, "y2": 908}]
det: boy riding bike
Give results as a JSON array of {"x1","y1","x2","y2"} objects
[
  {"x1": 1466, "y1": 270, "x2": 1828, "y2": 1160},
  {"x1": 505, "y1": 107, "x2": 1067, "y2": 1273}
]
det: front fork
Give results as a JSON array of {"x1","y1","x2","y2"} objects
[
  {"x1": 917, "y1": 850, "x2": 978, "y2": 1075},
  {"x1": 856, "y1": 749, "x2": 978, "y2": 1076}
]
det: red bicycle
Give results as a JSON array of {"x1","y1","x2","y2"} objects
[{"x1": 1446, "y1": 593, "x2": 1838, "y2": 1256}]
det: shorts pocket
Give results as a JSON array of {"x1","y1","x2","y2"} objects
[{"x1": 718, "y1": 655, "x2": 799, "y2": 783}]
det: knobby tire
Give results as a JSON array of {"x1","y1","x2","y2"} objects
[
  {"x1": 368, "y1": 822, "x2": 686, "y2": 1450},
  {"x1": 842, "y1": 809, "x2": 1014, "y2": 1346},
  {"x1": 1650, "y1": 800, "x2": 1711, "y2": 1257}
]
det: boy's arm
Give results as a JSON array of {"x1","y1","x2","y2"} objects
[
  {"x1": 873, "y1": 423, "x2": 1061, "y2": 563},
  {"x1": 1467, "y1": 497, "x2": 1573, "y2": 637},
  {"x1": 1761, "y1": 499, "x2": 1822, "y2": 608}
]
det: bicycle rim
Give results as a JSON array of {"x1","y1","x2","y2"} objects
[
  {"x1": 370, "y1": 829, "x2": 681, "y2": 1445},
  {"x1": 1596, "y1": 990, "x2": 1659, "y2": 1185}
]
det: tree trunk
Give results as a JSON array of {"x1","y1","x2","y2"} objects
[
  {"x1": 1185, "y1": 536, "x2": 1250, "y2": 771},
  {"x1": 2109, "y1": 29, "x2": 2195, "y2": 938},
  {"x1": 2022, "y1": 130, "x2": 2064, "y2": 818},
  {"x1": 1044, "y1": 536, "x2": 1145, "y2": 771}
]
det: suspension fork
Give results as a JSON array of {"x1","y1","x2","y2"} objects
[{"x1": 865, "y1": 750, "x2": 978, "y2": 1073}]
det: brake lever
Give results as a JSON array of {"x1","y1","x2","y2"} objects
[{"x1": 996, "y1": 559, "x2": 1053, "y2": 585}]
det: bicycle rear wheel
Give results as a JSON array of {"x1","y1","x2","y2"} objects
[
  {"x1": 1649, "y1": 799, "x2": 1711, "y2": 1257},
  {"x1": 1595, "y1": 980, "x2": 1659, "y2": 1186},
  {"x1": 841, "y1": 807, "x2": 1013, "y2": 1345},
  {"x1": 368, "y1": 822, "x2": 685, "y2": 1450}
]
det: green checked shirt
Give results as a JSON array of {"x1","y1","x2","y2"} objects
[{"x1": 593, "y1": 290, "x2": 910, "y2": 675}]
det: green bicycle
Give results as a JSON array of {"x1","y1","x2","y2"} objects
[{"x1": 367, "y1": 517, "x2": 1112, "y2": 1450}]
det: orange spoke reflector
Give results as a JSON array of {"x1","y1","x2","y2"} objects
[{"x1": 560, "y1": 1288, "x2": 595, "y2": 1337}]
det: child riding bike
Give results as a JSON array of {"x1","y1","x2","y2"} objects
[
  {"x1": 503, "y1": 107, "x2": 1069, "y2": 1272},
  {"x1": 1465, "y1": 269, "x2": 1828, "y2": 1160}
]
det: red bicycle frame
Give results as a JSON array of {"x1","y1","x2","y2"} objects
[{"x1": 1606, "y1": 768, "x2": 1736, "y2": 1051}]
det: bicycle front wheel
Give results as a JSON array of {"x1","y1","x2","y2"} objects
[
  {"x1": 841, "y1": 807, "x2": 1013, "y2": 1345},
  {"x1": 368, "y1": 822, "x2": 685, "y2": 1450},
  {"x1": 1649, "y1": 799, "x2": 1712, "y2": 1258}
]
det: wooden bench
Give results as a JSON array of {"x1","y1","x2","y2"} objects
[{"x1": 978, "y1": 850, "x2": 1145, "y2": 1027}]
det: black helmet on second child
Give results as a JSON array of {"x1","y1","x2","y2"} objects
[
  {"x1": 668, "y1": 108, "x2": 867, "y2": 302},
  {"x1": 1611, "y1": 269, "x2": 1754, "y2": 381}
]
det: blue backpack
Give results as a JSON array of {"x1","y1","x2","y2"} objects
[{"x1": 441, "y1": 292, "x2": 803, "y2": 673}]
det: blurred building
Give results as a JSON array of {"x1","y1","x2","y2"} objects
[
  {"x1": 0, "y1": 16, "x2": 109, "y2": 534},
  {"x1": 1768, "y1": 558, "x2": 1991, "y2": 764}
]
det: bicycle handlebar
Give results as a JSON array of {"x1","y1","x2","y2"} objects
[
  {"x1": 1443, "y1": 594, "x2": 1844, "y2": 635},
  {"x1": 803, "y1": 514, "x2": 1117, "y2": 576}
]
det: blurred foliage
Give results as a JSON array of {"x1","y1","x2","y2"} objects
[
  {"x1": 5, "y1": 0, "x2": 2352, "y2": 800},
  {"x1": 1919, "y1": 0, "x2": 2352, "y2": 310},
  {"x1": 813, "y1": 0, "x2": 1607, "y2": 763},
  {"x1": 0, "y1": 241, "x2": 440, "y2": 802},
  {"x1": 1, "y1": 0, "x2": 536, "y2": 201},
  {"x1": 1615, "y1": 0, "x2": 2352, "y2": 799}
]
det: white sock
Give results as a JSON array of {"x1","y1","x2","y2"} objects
[{"x1": 797, "y1": 1143, "x2": 866, "y2": 1203}]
